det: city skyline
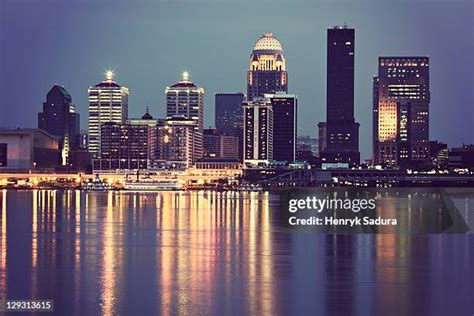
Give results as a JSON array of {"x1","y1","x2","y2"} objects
[{"x1": 1, "y1": 0, "x2": 473, "y2": 161}]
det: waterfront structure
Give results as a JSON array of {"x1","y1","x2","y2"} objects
[
  {"x1": 215, "y1": 93, "x2": 245, "y2": 159},
  {"x1": 203, "y1": 128, "x2": 239, "y2": 159},
  {"x1": 151, "y1": 117, "x2": 198, "y2": 170},
  {"x1": 166, "y1": 72, "x2": 204, "y2": 161},
  {"x1": 87, "y1": 70, "x2": 129, "y2": 156},
  {"x1": 247, "y1": 33, "x2": 287, "y2": 100},
  {"x1": 38, "y1": 85, "x2": 80, "y2": 165},
  {"x1": 319, "y1": 26, "x2": 360, "y2": 165},
  {"x1": 194, "y1": 158, "x2": 241, "y2": 170},
  {"x1": 448, "y1": 145, "x2": 474, "y2": 171},
  {"x1": 243, "y1": 98, "x2": 273, "y2": 166},
  {"x1": 0, "y1": 128, "x2": 59, "y2": 172},
  {"x1": 266, "y1": 92, "x2": 297, "y2": 162},
  {"x1": 373, "y1": 57, "x2": 430, "y2": 168}
]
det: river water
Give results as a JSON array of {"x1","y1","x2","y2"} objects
[{"x1": 0, "y1": 190, "x2": 472, "y2": 315}]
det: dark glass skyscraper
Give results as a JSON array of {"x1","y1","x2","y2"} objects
[
  {"x1": 215, "y1": 92, "x2": 245, "y2": 159},
  {"x1": 319, "y1": 26, "x2": 360, "y2": 165},
  {"x1": 267, "y1": 92, "x2": 297, "y2": 162},
  {"x1": 38, "y1": 85, "x2": 80, "y2": 165},
  {"x1": 247, "y1": 33, "x2": 288, "y2": 100},
  {"x1": 373, "y1": 57, "x2": 430, "y2": 168}
]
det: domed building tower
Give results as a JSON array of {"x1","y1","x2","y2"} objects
[{"x1": 247, "y1": 33, "x2": 288, "y2": 100}]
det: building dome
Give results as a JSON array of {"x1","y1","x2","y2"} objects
[{"x1": 253, "y1": 33, "x2": 283, "y2": 52}]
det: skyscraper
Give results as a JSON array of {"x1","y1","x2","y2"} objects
[
  {"x1": 266, "y1": 92, "x2": 297, "y2": 162},
  {"x1": 215, "y1": 93, "x2": 245, "y2": 159},
  {"x1": 243, "y1": 98, "x2": 273, "y2": 166},
  {"x1": 373, "y1": 57, "x2": 430, "y2": 168},
  {"x1": 166, "y1": 72, "x2": 204, "y2": 162},
  {"x1": 87, "y1": 70, "x2": 129, "y2": 156},
  {"x1": 151, "y1": 117, "x2": 198, "y2": 170},
  {"x1": 319, "y1": 26, "x2": 360, "y2": 165},
  {"x1": 38, "y1": 85, "x2": 80, "y2": 165},
  {"x1": 247, "y1": 33, "x2": 288, "y2": 100},
  {"x1": 93, "y1": 121, "x2": 149, "y2": 172}
]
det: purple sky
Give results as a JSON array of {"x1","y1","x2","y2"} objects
[{"x1": 1, "y1": 0, "x2": 473, "y2": 160}]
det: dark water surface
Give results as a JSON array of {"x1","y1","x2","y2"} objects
[{"x1": 0, "y1": 190, "x2": 473, "y2": 315}]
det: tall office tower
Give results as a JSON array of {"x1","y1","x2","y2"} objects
[
  {"x1": 151, "y1": 117, "x2": 197, "y2": 170},
  {"x1": 87, "y1": 70, "x2": 129, "y2": 156},
  {"x1": 373, "y1": 57, "x2": 430, "y2": 168},
  {"x1": 243, "y1": 98, "x2": 273, "y2": 166},
  {"x1": 166, "y1": 72, "x2": 204, "y2": 161},
  {"x1": 247, "y1": 33, "x2": 288, "y2": 100},
  {"x1": 265, "y1": 92, "x2": 297, "y2": 162},
  {"x1": 215, "y1": 93, "x2": 245, "y2": 159},
  {"x1": 319, "y1": 26, "x2": 360, "y2": 165},
  {"x1": 38, "y1": 85, "x2": 80, "y2": 165},
  {"x1": 93, "y1": 121, "x2": 149, "y2": 172}
]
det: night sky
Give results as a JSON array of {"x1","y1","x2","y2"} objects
[{"x1": 1, "y1": 0, "x2": 473, "y2": 160}]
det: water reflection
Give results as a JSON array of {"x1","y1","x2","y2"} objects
[{"x1": 0, "y1": 190, "x2": 472, "y2": 315}]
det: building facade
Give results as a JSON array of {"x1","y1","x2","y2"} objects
[
  {"x1": 151, "y1": 117, "x2": 197, "y2": 170},
  {"x1": 247, "y1": 33, "x2": 287, "y2": 100},
  {"x1": 243, "y1": 98, "x2": 273, "y2": 166},
  {"x1": 266, "y1": 92, "x2": 297, "y2": 162},
  {"x1": 0, "y1": 129, "x2": 60, "y2": 172},
  {"x1": 93, "y1": 122, "x2": 149, "y2": 172},
  {"x1": 166, "y1": 72, "x2": 204, "y2": 161},
  {"x1": 38, "y1": 85, "x2": 80, "y2": 165},
  {"x1": 373, "y1": 57, "x2": 430, "y2": 168},
  {"x1": 215, "y1": 93, "x2": 245, "y2": 159},
  {"x1": 203, "y1": 128, "x2": 239, "y2": 160},
  {"x1": 319, "y1": 26, "x2": 360, "y2": 165},
  {"x1": 87, "y1": 71, "x2": 129, "y2": 156}
]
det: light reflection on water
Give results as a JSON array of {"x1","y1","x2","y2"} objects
[{"x1": 0, "y1": 190, "x2": 472, "y2": 315}]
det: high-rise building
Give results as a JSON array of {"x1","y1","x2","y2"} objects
[
  {"x1": 166, "y1": 72, "x2": 204, "y2": 161},
  {"x1": 38, "y1": 85, "x2": 80, "y2": 165},
  {"x1": 373, "y1": 57, "x2": 430, "y2": 168},
  {"x1": 215, "y1": 93, "x2": 245, "y2": 159},
  {"x1": 151, "y1": 117, "x2": 197, "y2": 170},
  {"x1": 93, "y1": 109, "x2": 160, "y2": 172},
  {"x1": 203, "y1": 128, "x2": 239, "y2": 160},
  {"x1": 243, "y1": 98, "x2": 273, "y2": 166},
  {"x1": 93, "y1": 121, "x2": 149, "y2": 172},
  {"x1": 87, "y1": 70, "x2": 129, "y2": 156},
  {"x1": 266, "y1": 92, "x2": 297, "y2": 162},
  {"x1": 247, "y1": 33, "x2": 287, "y2": 100},
  {"x1": 319, "y1": 26, "x2": 360, "y2": 165}
]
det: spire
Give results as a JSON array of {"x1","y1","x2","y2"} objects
[
  {"x1": 105, "y1": 69, "x2": 114, "y2": 82},
  {"x1": 182, "y1": 70, "x2": 189, "y2": 82},
  {"x1": 141, "y1": 105, "x2": 153, "y2": 120}
]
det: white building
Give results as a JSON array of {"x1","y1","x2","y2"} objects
[
  {"x1": 87, "y1": 70, "x2": 129, "y2": 156},
  {"x1": 165, "y1": 72, "x2": 204, "y2": 162},
  {"x1": 243, "y1": 98, "x2": 273, "y2": 166}
]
